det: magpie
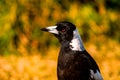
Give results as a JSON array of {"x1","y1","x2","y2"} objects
[{"x1": 41, "y1": 21, "x2": 103, "y2": 80}]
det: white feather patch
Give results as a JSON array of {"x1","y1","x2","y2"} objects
[
  {"x1": 90, "y1": 69, "x2": 103, "y2": 80},
  {"x1": 70, "y1": 29, "x2": 85, "y2": 51}
]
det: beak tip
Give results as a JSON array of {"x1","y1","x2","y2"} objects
[
  {"x1": 40, "y1": 28, "x2": 48, "y2": 31},
  {"x1": 41, "y1": 26, "x2": 58, "y2": 34}
]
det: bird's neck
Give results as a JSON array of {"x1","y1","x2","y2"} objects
[
  {"x1": 69, "y1": 29, "x2": 85, "y2": 51},
  {"x1": 60, "y1": 29, "x2": 85, "y2": 52}
]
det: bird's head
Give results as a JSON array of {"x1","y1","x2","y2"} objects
[
  {"x1": 41, "y1": 21, "x2": 85, "y2": 51},
  {"x1": 41, "y1": 21, "x2": 76, "y2": 43}
]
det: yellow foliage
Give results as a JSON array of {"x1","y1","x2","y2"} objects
[
  {"x1": 0, "y1": 39, "x2": 120, "y2": 80},
  {"x1": 0, "y1": 55, "x2": 57, "y2": 80}
]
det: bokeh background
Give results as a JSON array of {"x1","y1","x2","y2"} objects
[{"x1": 0, "y1": 0, "x2": 120, "y2": 80}]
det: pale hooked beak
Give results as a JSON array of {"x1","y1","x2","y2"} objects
[{"x1": 41, "y1": 26, "x2": 58, "y2": 34}]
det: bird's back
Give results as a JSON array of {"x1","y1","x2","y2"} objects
[{"x1": 57, "y1": 49, "x2": 102, "y2": 80}]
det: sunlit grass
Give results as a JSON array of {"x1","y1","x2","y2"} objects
[
  {"x1": 0, "y1": 39, "x2": 120, "y2": 80},
  {"x1": 0, "y1": 54, "x2": 57, "y2": 80}
]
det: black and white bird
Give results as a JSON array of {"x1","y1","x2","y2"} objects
[{"x1": 41, "y1": 21, "x2": 103, "y2": 80}]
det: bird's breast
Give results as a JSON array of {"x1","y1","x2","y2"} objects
[{"x1": 57, "y1": 51, "x2": 80, "y2": 77}]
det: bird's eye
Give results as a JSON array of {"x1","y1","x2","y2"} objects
[
  {"x1": 61, "y1": 26, "x2": 66, "y2": 32},
  {"x1": 61, "y1": 28, "x2": 66, "y2": 32},
  {"x1": 57, "y1": 25, "x2": 66, "y2": 33}
]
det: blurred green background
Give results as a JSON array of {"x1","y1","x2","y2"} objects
[{"x1": 0, "y1": 0, "x2": 120, "y2": 80}]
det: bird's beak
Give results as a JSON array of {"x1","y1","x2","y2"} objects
[{"x1": 41, "y1": 26, "x2": 58, "y2": 34}]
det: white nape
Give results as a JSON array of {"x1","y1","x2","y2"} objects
[
  {"x1": 46, "y1": 26, "x2": 58, "y2": 34},
  {"x1": 90, "y1": 70, "x2": 103, "y2": 80},
  {"x1": 70, "y1": 29, "x2": 85, "y2": 51}
]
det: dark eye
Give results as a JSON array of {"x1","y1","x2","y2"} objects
[
  {"x1": 61, "y1": 26, "x2": 66, "y2": 32},
  {"x1": 61, "y1": 28, "x2": 66, "y2": 32},
  {"x1": 56, "y1": 25, "x2": 66, "y2": 33}
]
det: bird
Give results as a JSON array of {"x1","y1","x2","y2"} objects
[{"x1": 41, "y1": 21, "x2": 103, "y2": 80}]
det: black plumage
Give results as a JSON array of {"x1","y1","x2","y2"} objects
[{"x1": 41, "y1": 21, "x2": 103, "y2": 80}]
